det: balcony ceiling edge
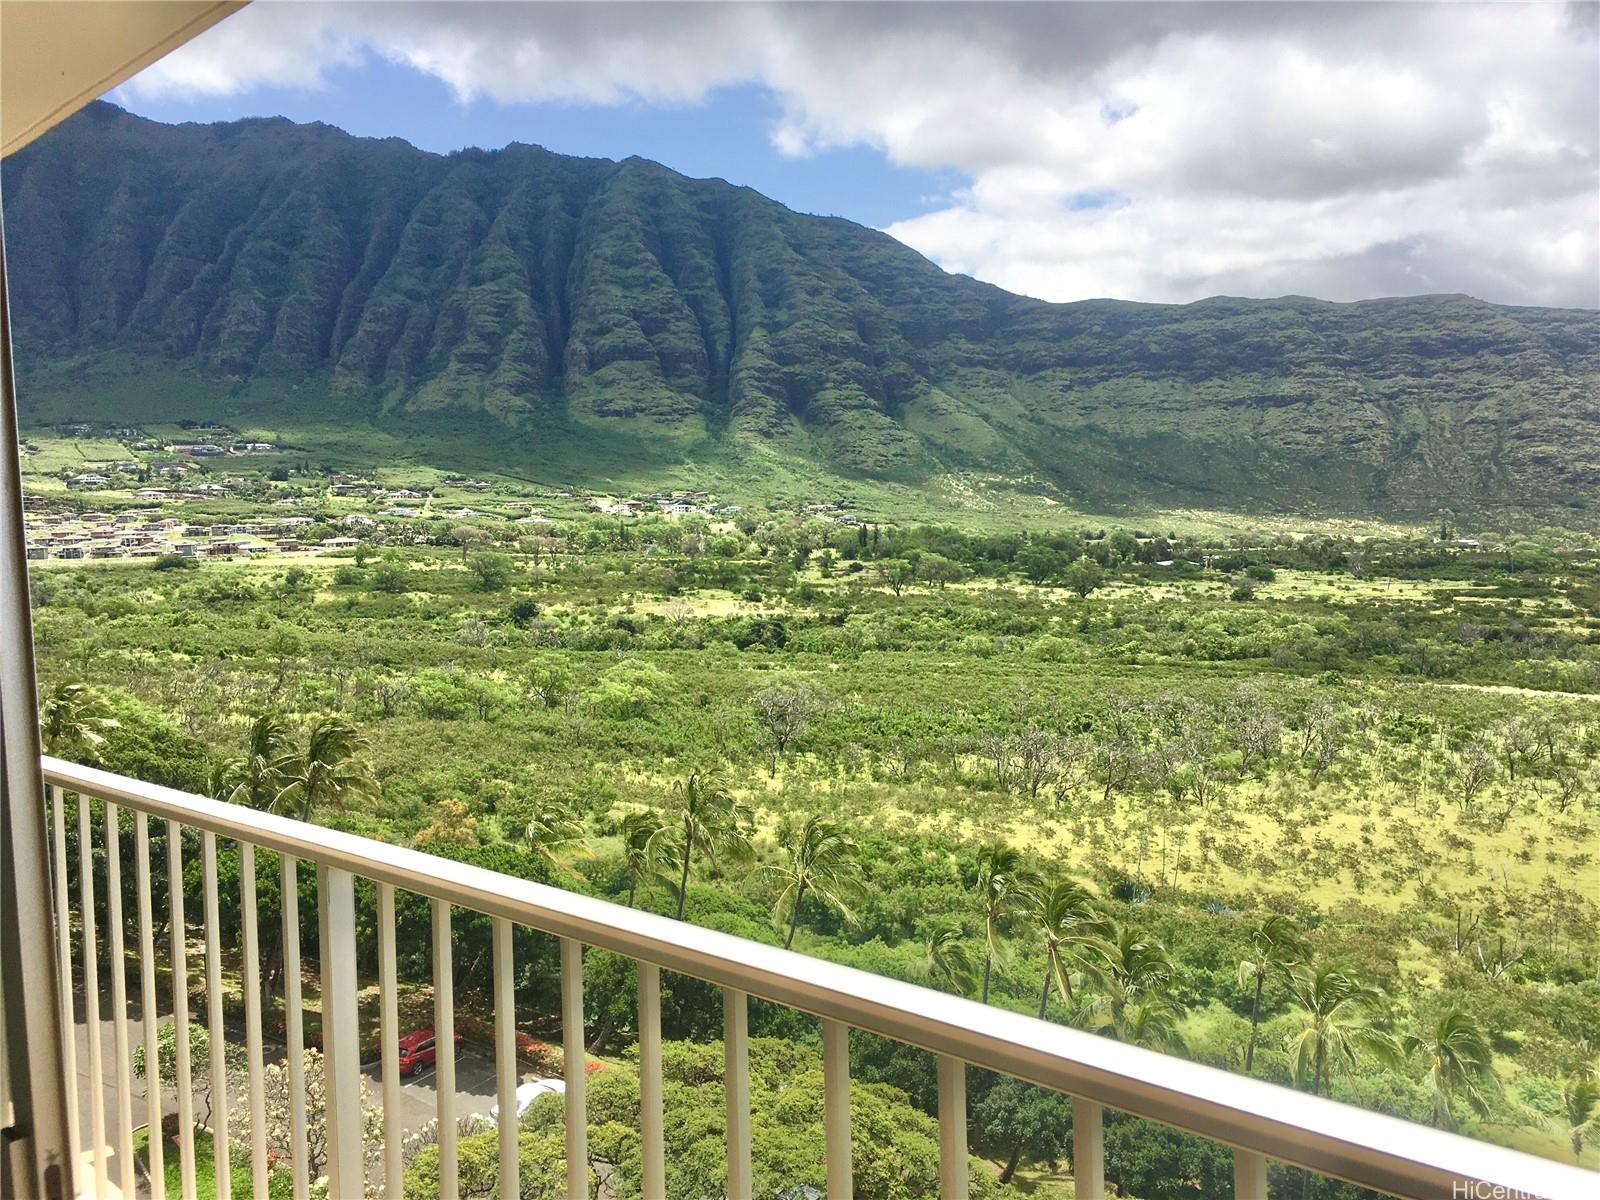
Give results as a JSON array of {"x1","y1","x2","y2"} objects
[{"x1": 1, "y1": 1, "x2": 246, "y2": 159}]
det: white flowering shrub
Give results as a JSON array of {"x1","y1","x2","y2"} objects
[{"x1": 229, "y1": 1047, "x2": 384, "y2": 1187}]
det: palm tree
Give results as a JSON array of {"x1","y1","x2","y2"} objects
[
  {"x1": 1237, "y1": 913, "x2": 1308, "y2": 1071},
  {"x1": 1284, "y1": 963, "x2": 1401, "y2": 1098},
  {"x1": 1088, "y1": 922, "x2": 1183, "y2": 1050},
  {"x1": 524, "y1": 796, "x2": 590, "y2": 872},
  {"x1": 39, "y1": 681, "x2": 119, "y2": 762},
  {"x1": 1116, "y1": 995, "x2": 1187, "y2": 1053},
  {"x1": 996, "y1": 878, "x2": 1108, "y2": 1188},
  {"x1": 974, "y1": 842, "x2": 1041, "y2": 1004},
  {"x1": 230, "y1": 715, "x2": 290, "y2": 1016},
  {"x1": 666, "y1": 772, "x2": 751, "y2": 921},
  {"x1": 220, "y1": 713, "x2": 291, "y2": 809},
  {"x1": 759, "y1": 815, "x2": 867, "y2": 949},
  {"x1": 1403, "y1": 1010, "x2": 1502, "y2": 1129},
  {"x1": 619, "y1": 809, "x2": 671, "y2": 908},
  {"x1": 255, "y1": 716, "x2": 370, "y2": 1019},
  {"x1": 205, "y1": 759, "x2": 235, "y2": 803},
  {"x1": 1561, "y1": 1068, "x2": 1599, "y2": 1164},
  {"x1": 919, "y1": 918, "x2": 977, "y2": 995},
  {"x1": 272, "y1": 718, "x2": 376, "y2": 824},
  {"x1": 1027, "y1": 878, "x2": 1109, "y2": 1017}
]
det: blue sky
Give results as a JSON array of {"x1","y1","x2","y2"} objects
[{"x1": 117, "y1": 55, "x2": 963, "y2": 231}]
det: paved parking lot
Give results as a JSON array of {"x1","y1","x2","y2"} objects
[{"x1": 371, "y1": 1045, "x2": 506, "y2": 1131}]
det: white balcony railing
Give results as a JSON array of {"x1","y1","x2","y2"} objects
[{"x1": 39, "y1": 754, "x2": 1597, "y2": 1200}]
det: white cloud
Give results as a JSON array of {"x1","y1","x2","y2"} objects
[
  {"x1": 121, "y1": 1, "x2": 1600, "y2": 308},
  {"x1": 121, "y1": 5, "x2": 365, "y2": 96}
]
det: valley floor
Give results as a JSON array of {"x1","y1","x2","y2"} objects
[{"x1": 23, "y1": 444, "x2": 1600, "y2": 1196}]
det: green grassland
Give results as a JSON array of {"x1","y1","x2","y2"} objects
[
  {"x1": 20, "y1": 357, "x2": 1600, "y2": 542},
  {"x1": 22, "y1": 399, "x2": 1580, "y2": 553}
]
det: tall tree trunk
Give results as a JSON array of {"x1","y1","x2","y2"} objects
[
  {"x1": 981, "y1": 951, "x2": 994, "y2": 1006},
  {"x1": 675, "y1": 843, "x2": 692, "y2": 921},
  {"x1": 1037, "y1": 962, "x2": 1052, "y2": 1019},
  {"x1": 784, "y1": 884, "x2": 806, "y2": 949},
  {"x1": 259, "y1": 928, "x2": 283, "y2": 1033},
  {"x1": 626, "y1": 877, "x2": 638, "y2": 909},
  {"x1": 587, "y1": 1013, "x2": 616, "y2": 1056},
  {"x1": 1301, "y1": 1055, "x2": 1325, "y2": 1200},
  {"x1": 1244, "y1": 973, "x2": 1264, "y2": 1071},
  {"x1": 999, "y1": 1137, "x2": 1025, "y2": 1185}
]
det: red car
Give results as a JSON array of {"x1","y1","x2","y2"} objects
[{"x1": 396, "y1": 1029, "x2": 464, "y2": 1078}]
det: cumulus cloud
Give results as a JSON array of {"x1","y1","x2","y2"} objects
[{"x1": 122, "y1": 1, "x2": 1600, "y2": 308}]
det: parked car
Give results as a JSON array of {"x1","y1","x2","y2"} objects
[
  {"x1": 396, "y1": 1029, "x2": 464, "y2": 1077},
  {"x1": 491, "y1": 1078, "x2": 565, "y2": 1119}
]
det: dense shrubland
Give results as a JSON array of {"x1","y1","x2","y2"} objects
[{"x1": 36, "y1": 512, "x2": 1600, "y2": 1197}]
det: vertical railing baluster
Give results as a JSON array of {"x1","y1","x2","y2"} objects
[
  {"x1": 78, "y1": 794, "x2": 107, "y2": 1193},
  {"x1": 135, "y1": 812, "x2": 165, "y2": 1199},
  {"x1": 379, "y1": 883, "x2": 403, "y2": 1200},
  {"x1": 0, "y1": 977, "x2": 6, "y2": 1154},
  {"x1": 105, "y1": 803, "x2": 136, "y2": 1193},
  {"x1": 239, "y1": 844, "x2": 268, "y2": 1199},
  {"x1": 723, "y1": 987, "x2": 751, "y2": 1200},
  {"x1": 637, "y1": 962, "x2": 665, "y2": 1200},
  {"x1": 562, "y1": 939, "x2": 588, "y2": 1200},
  {"x1": 937, "y1": 1055, "x2": 967, "y2": 1200},
  {"x1": 318, "y1": 866, "x2": 363, "y2": 1200},
  {"x1": 202, "y1": 831, "x2": 230, "y2": 1200},
  {"x1": 493, "y1": 917, "x2": 519, "y2": 1200},
  {"x1": 168, "y1": 820, "x2": 197, "y2": 1200},
  {"x1": 48, "y1": 787, "x2": 81, "y2": 1170},
  {"x1": 279, "y1": 855, "x2": 308, "y2": 1200},
  {"x1": 1073, "y1": 1097, "x2": 1105, "y2": 1200},
  {"x1": 433, "y1": 898, "x2": 458, "y2": 1199},
  {"x1": 822, "y1": 1019, "x2": 852, "y2": 1199},
  {"x1": 1234, "y1": 1148, "x2": 1268, "y2": 1198}
]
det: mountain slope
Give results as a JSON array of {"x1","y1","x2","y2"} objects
[{"x1": 4, "y1": 102, "x2": 1597, "y2": 516}]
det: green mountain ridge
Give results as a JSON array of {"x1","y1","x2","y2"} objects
[{"x1": 4, "y1": 101, "x2": 1597, "y2": 517}]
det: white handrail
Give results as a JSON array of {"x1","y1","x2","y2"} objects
[{"x1": 41, "y1": 755, "x2": 1598, "y2": 1200}]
